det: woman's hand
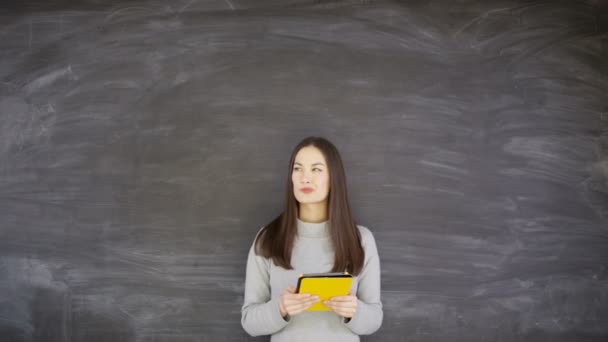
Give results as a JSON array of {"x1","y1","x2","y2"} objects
[
  {"x1": 278, "y1": 285, "x2": 319, "y2": 318},
  {"x1": 323, "y1": 293, "x2": 358, "y2": 318}
]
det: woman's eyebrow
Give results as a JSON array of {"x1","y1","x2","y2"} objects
[{"x1": 294, "y1": 162, "x2": 325, "y2": 166}]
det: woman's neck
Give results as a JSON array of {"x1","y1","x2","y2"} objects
[{"x1": 298, "y1": 202, "x2": 328, "y2": 223}]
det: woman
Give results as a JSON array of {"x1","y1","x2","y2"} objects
[{"x1": 241, "y1": 136, "x2": 383, "y2": 341}]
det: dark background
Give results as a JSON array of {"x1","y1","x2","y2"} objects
[{"x1": 1, "y1": 0, "x2": 607, "y2": 341}]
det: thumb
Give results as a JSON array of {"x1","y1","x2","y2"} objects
[{"x1": 286, "y1": 285, "x2": 296, "y2": 293}]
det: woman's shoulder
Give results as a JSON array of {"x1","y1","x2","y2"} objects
[
  {"x1": 355, "y1": 224, "x2": 378, "y2": 248},
  {"x1": 247, "y1": 226, "x2": 267, "y2": 255},
  {"x1": 254, "y1": 225, "x2": 265, "y2": 237}
]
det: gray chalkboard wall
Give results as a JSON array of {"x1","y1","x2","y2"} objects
[{"x1": 1, "y1": 0, "x2": 607, "y2": 341}]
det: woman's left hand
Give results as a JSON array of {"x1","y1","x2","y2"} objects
[{"x1": 323, "y1": 293, "x2": 358, "y2": 318}]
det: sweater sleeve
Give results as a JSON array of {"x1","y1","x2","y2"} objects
[
  {"x1": 342, "y1": 226, "x2": 383, "y2": 335},
  {"x1": 241, "y1": 233, "x2": 291, "y2": 337}
]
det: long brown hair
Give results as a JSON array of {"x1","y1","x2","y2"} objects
[{"x1": 254, "y1": 136, "x2": 365, "y2": 276}]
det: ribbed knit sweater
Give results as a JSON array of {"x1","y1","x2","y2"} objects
[{"x1": 241, "y1": 218, "x2": 383, "y2": 341}]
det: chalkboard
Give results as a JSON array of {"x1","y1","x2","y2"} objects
[{"x1": 1, "y1": 0, "x2": 607, "y2": 341}]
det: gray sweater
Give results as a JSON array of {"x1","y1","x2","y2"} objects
[{"x1": 241, "y1": 218, "x2": 383, "y2": 341}]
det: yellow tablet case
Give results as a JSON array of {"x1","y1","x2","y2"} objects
[{"x1": 296, "y1": 272, "x2": 353, "y2": 311}]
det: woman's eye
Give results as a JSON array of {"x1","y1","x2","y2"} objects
[{"x1": 293, "y1": 167, "x2": 322, "y2": 171}]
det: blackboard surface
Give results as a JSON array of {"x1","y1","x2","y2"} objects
[{"x1": 1, "y1": 1, "x2": 607, "y2": 341}]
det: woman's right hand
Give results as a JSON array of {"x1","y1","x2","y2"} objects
[{"x1": 278, "y1": 285, "x2": 319, "y2": 318}]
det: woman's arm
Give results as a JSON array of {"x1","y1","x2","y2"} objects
[
  {"x1": 342, "y1": 226, "x2": 383, "y2": 335},
  {"x1": 241, "y1": 236, "x2": 291, "y2": 337}
]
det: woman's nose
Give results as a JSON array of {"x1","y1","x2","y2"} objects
[{"x1": 301, "y1": 172, "x2": 311, "y2": 183}]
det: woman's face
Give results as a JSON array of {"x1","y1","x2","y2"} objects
[{"x1": 292, "y1": 146, "x2": 330, "y2": 205}]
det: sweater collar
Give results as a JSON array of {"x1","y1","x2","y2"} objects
[{"x1": 296, "y1": 217, "x2": 330, "y2": 238}]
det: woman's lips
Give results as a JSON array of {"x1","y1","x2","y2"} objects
[{"x1": 300, "y1": 188, "x2": 314, "y2": 193}]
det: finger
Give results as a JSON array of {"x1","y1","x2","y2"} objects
[
  {"x1": 285, "y1": 295, "x2": 318, "y2": 306},
  {"x1": 286, "y1": 302, "x2": 311, "y2": 312},
  {"x1": 283, "y1": 298, "x2": 306, "y2": 307},
  {"x1": 296, "y1": 292, "x2": 312, "y2": 297},
  {"x1": 329, "y1": 300, "x2": 356, "y2": 308},
  {"x1": 324, "y1": 300, "x2": 356, "y2": 309},
  {"x1": 333, "y1": 292, "x2": 354, "y2": 298},
  {"x1": 290, "y1": 303, "x2": 315, "y2": 316},
  {"x1": 336, "y1": 309, "x2": 356, "y2": 318},
  {"x1": 325, "y1": 305, "x2": 351, "y2": 317},
  {"x1": 323, "y1": 301, "x2": 335, "y2": 309},
  {"x1": 328, "y1": 296, "x2": 357, "y2": 302},
  {"x1": 326, "y1": 304, "x2": 356, "y2": 317},
  {"x1": 291, "y1": 296, "x2": 319, "y2": 308},
  {"x1": 330, "y1": 301, "x2": 357, "y2": 309},
  {"x1": 286, "y1": 298, "x2": 319, "y2": 313},
  {"x1": 286, "y1": 286, "x2": 297, "y2": 293},
  {"x1": 284, "y1": 293, "x2": 312, "y2": 302}
]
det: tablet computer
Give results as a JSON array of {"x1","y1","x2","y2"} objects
[{"x1": 296, "y1": 272, "x2": 353, "y2": 311}]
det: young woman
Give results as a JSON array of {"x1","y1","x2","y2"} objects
[{"x1": 241, "y1": 136, "x2": 383, "y2": 341}]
